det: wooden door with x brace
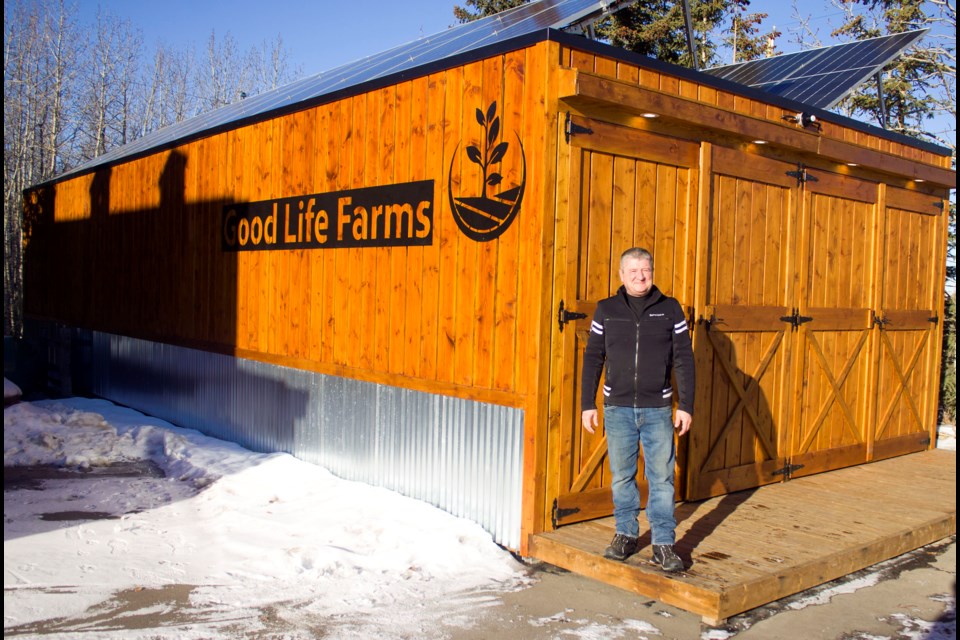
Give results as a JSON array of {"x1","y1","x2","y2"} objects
[
  {"x1": 867, "y1": 188, "x2": 943, "y2": 461},
  {"x1": 686, "y1": 147, "x2": 941, "y2": 500},
  {"x1": 686, "y1": 146, "x2": 798, "y2": 500}
]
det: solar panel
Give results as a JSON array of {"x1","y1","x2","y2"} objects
[
  {"x1": 58, "y1": 0, "x2": 632, "y2": 180},
  {"x1": 703, "y1": 29, "x2": 927, "y2": 110}
]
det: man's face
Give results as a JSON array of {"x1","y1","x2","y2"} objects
[{"x1": 619, "y1": 256, "x2": 653, "y2": 297}]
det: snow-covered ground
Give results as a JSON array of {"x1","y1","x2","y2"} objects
[
  {"x1": 4, "y1": 393, "x2": 530, "y2": 638},
  {"x1": 4, "y1": 377, "x2": 21, "y2": 403},
  {"x1": 3, "y1": 379, "x2": 956, "y2": 639}
]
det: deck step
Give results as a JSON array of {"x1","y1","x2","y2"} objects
[{"x1": 529, "y1": 449, "x2": 956, "y2": 625}]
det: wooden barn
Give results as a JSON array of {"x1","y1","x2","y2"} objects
[{"x1": 21, "y1": 0, "x2": 955, "y2": 623}]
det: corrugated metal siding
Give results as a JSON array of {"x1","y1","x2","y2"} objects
[{"x1": 91, "y1": 332, "x2": 524, "y2": 549}]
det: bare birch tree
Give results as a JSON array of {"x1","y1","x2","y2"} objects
[
  {"x1": 4, "y1": 0, "x2": 80, "y2": 334},
  {"x1": 248, "y1": 35, "x2": 302, "y2": 93},
  {"x1": 5, "y1": 2, "x2": 302, "y2": 336},
  {"x1": 76, "y1": 9, "x2": 143, "y2": 160},
  {"x1": 137, "y1": 44, "x2": 197, "y2": 136},
  {"x1": 196, "y1": 30, "x2": 246, "y2": 111}
]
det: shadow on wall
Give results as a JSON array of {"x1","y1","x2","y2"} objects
[
  {"x1": 656, "y1": 320, "x2": 779, "y2": 562},
  {"x1": 692, "y1": 319, "x2": 781, "y2": 493},
  {"x1": 21, "y1": 152, "x2": 309, "y2": 452}
]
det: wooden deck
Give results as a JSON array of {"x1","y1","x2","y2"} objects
[{"x1": 529, "y1": 449, "x2": 956, "y2": 625}]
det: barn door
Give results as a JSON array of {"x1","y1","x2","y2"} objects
[
  {"x1": 870, "y1": 187, "x2": 943, "y2": 460},
  {"x1": 788, "y1": 170, "x2": 879, "y2": 478},
  {"x1": 688, "y1": 156, "x2": 940, "y2": 497},
  {"x1": 552, "y1": 116, "x2": 698, "y2": 527},
  {"x1": 686, "y1": 147, "x2": 797, "y2": 501}
]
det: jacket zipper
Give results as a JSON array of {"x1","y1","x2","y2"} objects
[
  {"x1": 633, "y1": 322, "x2": 641, "y2": 406},
  {"x1": 622, "y1": 288, "x2": 658, "y2": 408}
]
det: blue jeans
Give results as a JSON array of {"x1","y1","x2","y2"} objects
[{"x1": 604, "y1": 405, "x2": 677, "y2": 544}]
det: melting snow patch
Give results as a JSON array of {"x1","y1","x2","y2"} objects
[
  {"x1": 886, "y1": 613, "x2": 939, "y2": 639},
  {"x1": 936, "y1": 424, "x2": 956, "y2": 451},
  {"x1": 888, "y1": 605, "x2": 957, "y2": 640},
  {"x1": 529, "y1": 609, "x2": 575, "y2": 626},
  {"x1": 701, "y1": 628, "x2": 735, "y2": 640},
  {"x1": 786, "y1": 573, "x2": 882, "y2": 609},
  {"x1": 556, "y1": 618, "x2": 661, "y2": 639}
]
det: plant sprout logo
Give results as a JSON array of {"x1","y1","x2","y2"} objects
[{"x1": 448, "y1": 101, "x2": 526, "y2": 242}]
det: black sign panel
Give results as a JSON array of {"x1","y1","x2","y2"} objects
[{"x1": 222, "y1": 180, "x2": 434, "y2": 251}]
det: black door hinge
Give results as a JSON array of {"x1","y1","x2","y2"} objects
[
  {"x1": 564, "y1": 112, "x2": 593, "y2": 142},
  {"x1": 780, "y1": 308, "x2": 813, "y2": 330},
  {"x1": 703, "y1": 312, "x2": 724, "y2": 330},
  {"x1": 772, "y1": 462, "x2": 805, "y2": 479},
  {"x1": 786, "y1": 163, "x2": 819, "y2": 187},
  {"x1": 552, "y1": 500, "x2": 580, "y2": 528},
  {"x1": 558, "y1": 300, "x2": 588, "y2": 332}
]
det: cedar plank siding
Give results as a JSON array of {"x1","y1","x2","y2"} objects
[{"x1": 25, "y1": 46, "x2": 550, "y2": 409}]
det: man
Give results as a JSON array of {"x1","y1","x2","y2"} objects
[{"x1": 580, "y1": 247, "x2": 694, "y2": 572}]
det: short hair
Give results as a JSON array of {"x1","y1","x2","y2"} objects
[{"x1": 620, "y1": 247, "x2": 654, "y2": 270}]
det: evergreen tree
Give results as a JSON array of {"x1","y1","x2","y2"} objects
[
  {"x1": 453, "y1": 0, "x2": 767, "y2": 69},
  {"x1": 596, "y1": 0, "x2": 734, "y2": 68},
  {"x1": 453, "y1": 0, "x2": 528, "y2": 22},
  {"x1": 941, "y1": 291, "x2": 956, "y2": 425},
  {"x1": 723, "y1": 1, "x2": 780, "y2": 63}
]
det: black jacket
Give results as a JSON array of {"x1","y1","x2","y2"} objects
[{"x1": 580, "y1": 285, "x2": 695, "y2": 414}]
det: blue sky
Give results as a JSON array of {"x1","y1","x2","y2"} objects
[
  {"x1": 75, "y1": 0, "x2": 467, "y2": 77},
  {"x1": 75, "y1": 0, "x2": 829, "y2": 77}
]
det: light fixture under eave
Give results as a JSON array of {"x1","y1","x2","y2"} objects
[
  {"x1": 914, "y1": 178, "x2": 926, "y2": 183},
  {"x1": 641, "y1": 112, "x2": 659, "y2": 118},
  {"x1": 752, "y1": 139, "x2": 768, "y2": 144},
  {"x1": 847, "y1": 162, "x2": 859, "y2": 167}
]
